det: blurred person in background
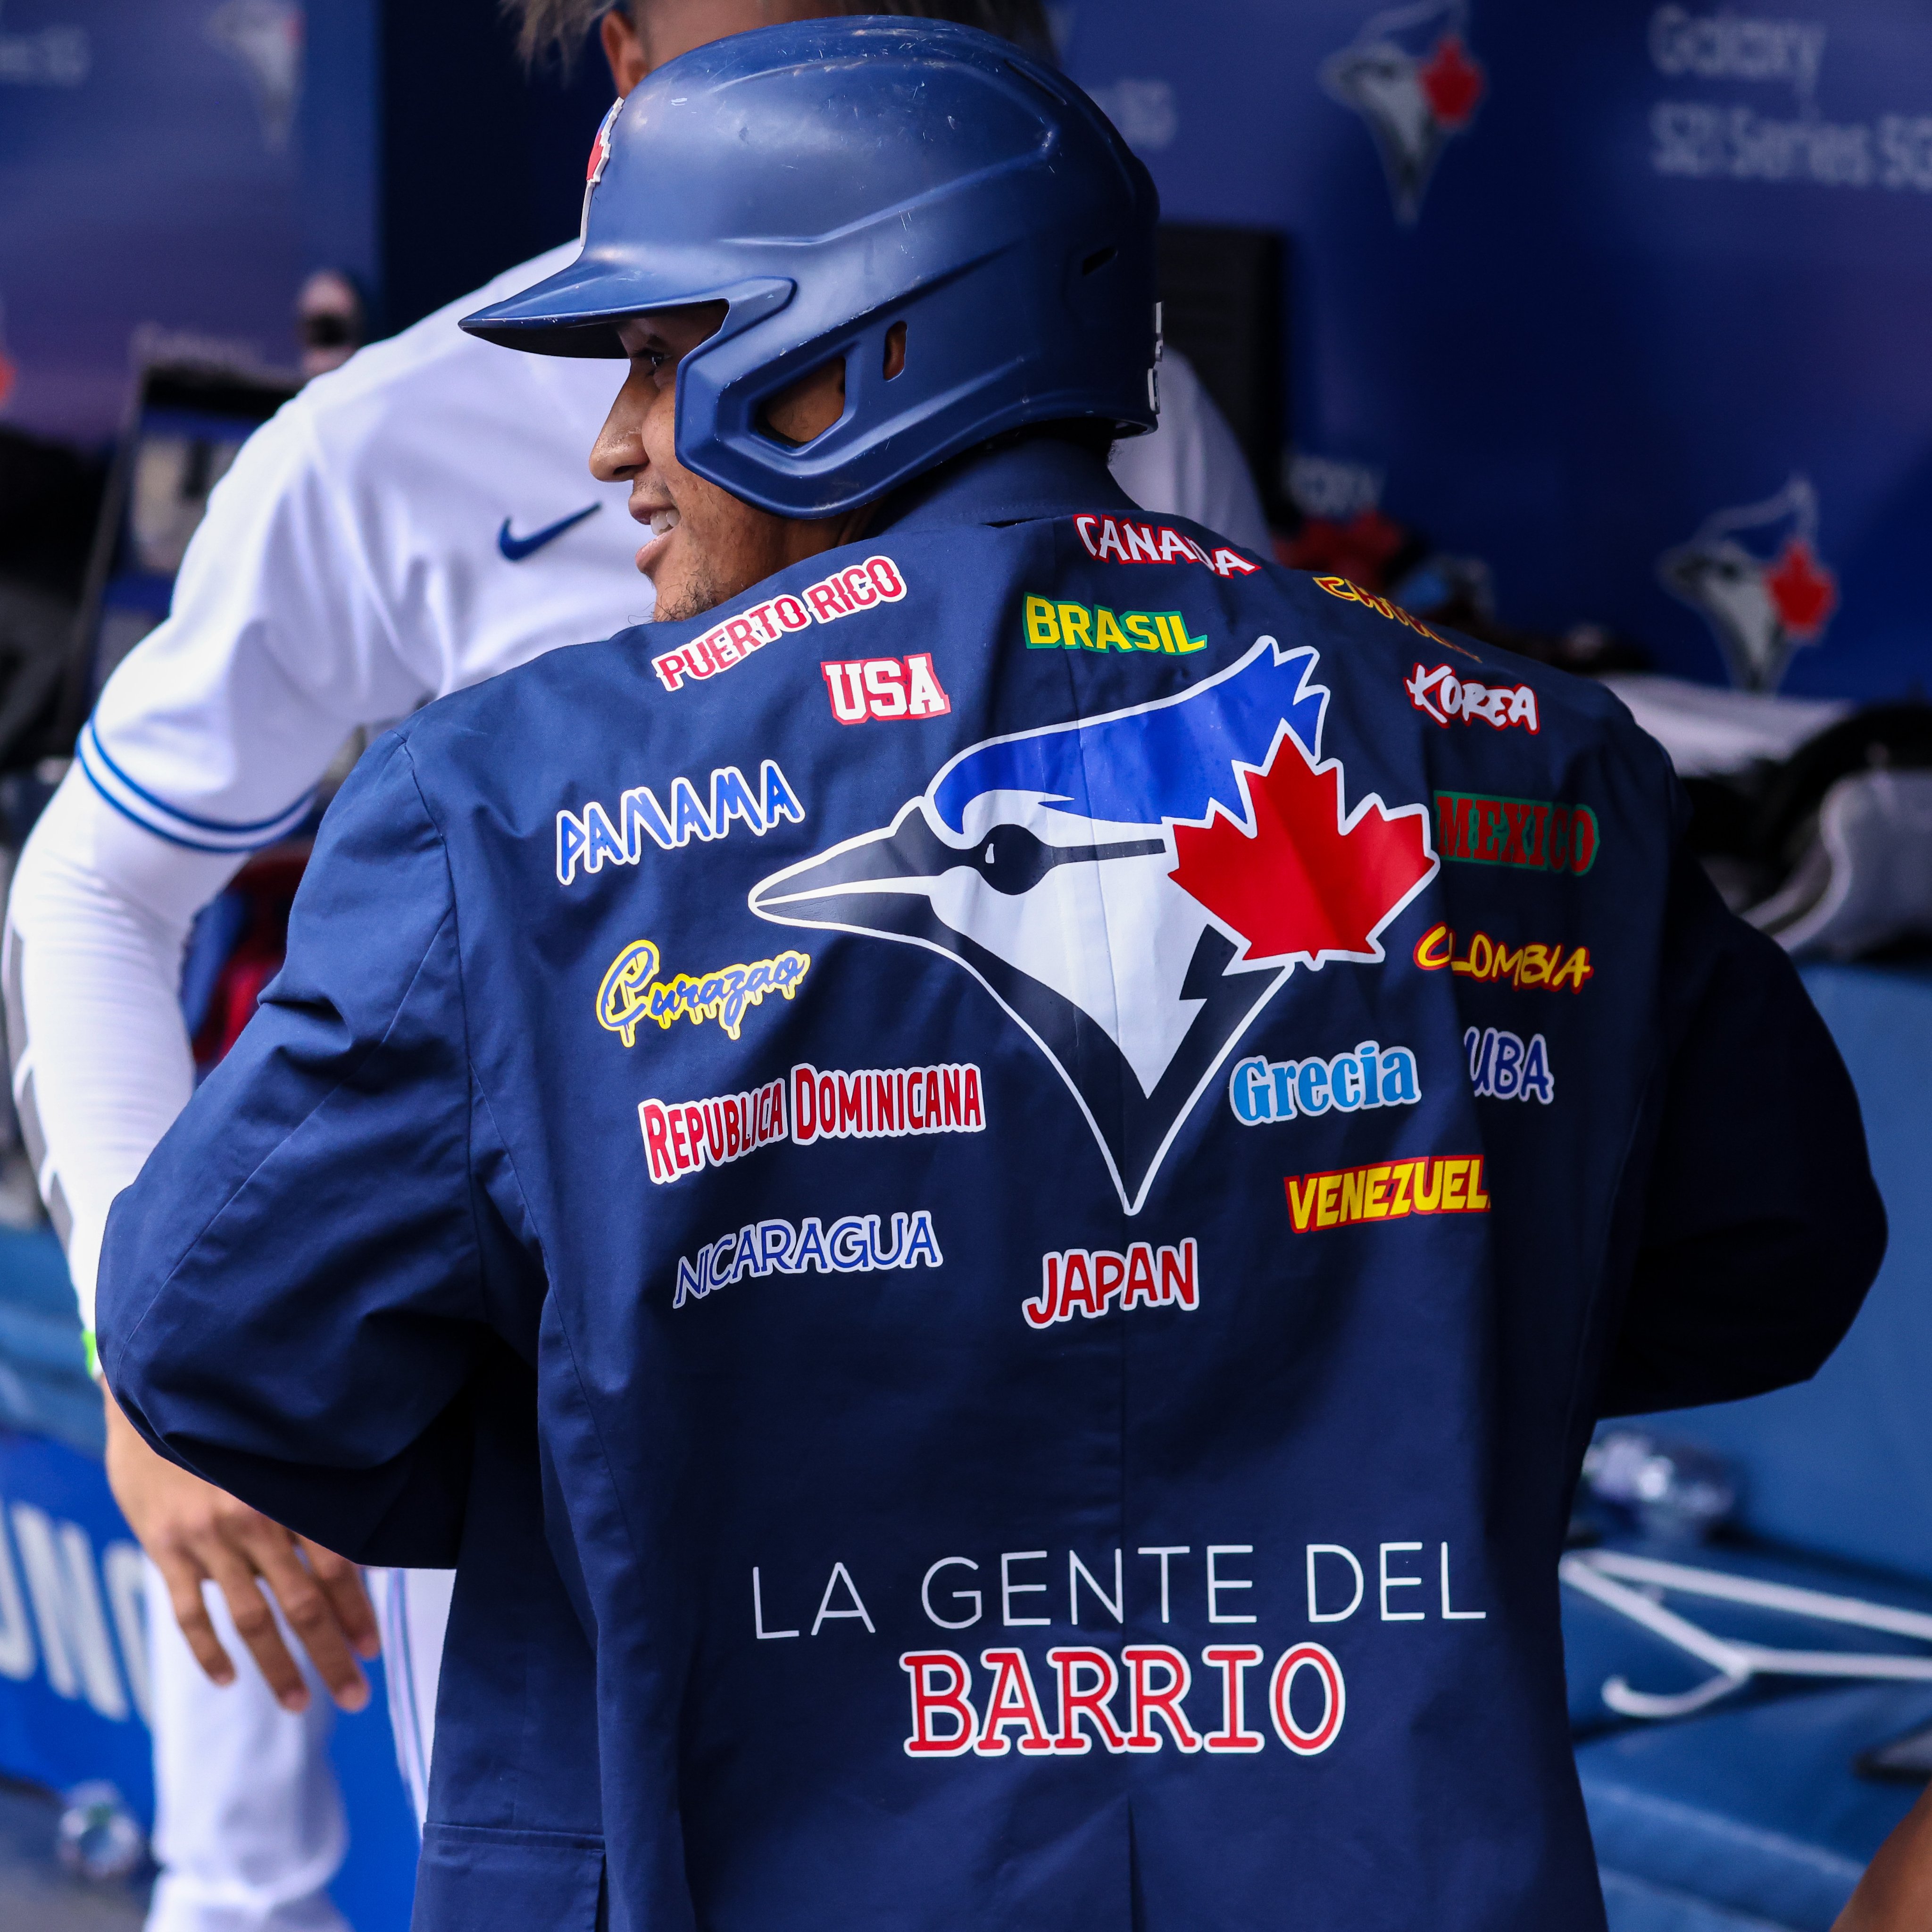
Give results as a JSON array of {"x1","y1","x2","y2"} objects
[{"x1": 1, "y1": 2, "x2": 1265, "y2": 1928}]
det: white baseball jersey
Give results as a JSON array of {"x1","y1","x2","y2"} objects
[
  {"x1": 7, "y1": 243, "x2": 639, "y2": 1329},
  {"x1": 7, "y1": 242, "x2": 1266, "y2": 1332},
  {"x1": 1110, "y1": 347, "x2": 1272, "y2": 560},
  {"x1": 79, "y1": 243, "x2": 649, "y2": 858}
]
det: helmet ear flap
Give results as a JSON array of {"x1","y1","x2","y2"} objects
[
  {"x1": 755, "y1": 351, "x2": 852, "y2": 450},
  {"x1": 683, "y1": 234, "x2": 1144, "y2": 518},
  {"x1": 834, "y1": 312, "x2": 916, "y2": 446},
  {"x1": 681, "y1": 302, "x2": 922, "y2": 513},
  {"x1": 682, "y1": 314, "x2": 856, "y2": 475}
]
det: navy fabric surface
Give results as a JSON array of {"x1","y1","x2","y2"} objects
[
  {"x1": 1563, "y1": 964, "x2": 1932, "y2": 1926},
  {"x1": 97, "y1": 441, "x2": 1879, "y2": 1932},
  {"x1": 1621, "y1": 964, "x2": 1932, "y2": 1581}
]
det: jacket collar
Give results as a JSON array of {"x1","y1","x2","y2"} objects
[{"x1": 870, "y1": 435, "x2": 1139, "y2": 535}]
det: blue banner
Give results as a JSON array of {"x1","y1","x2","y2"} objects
[
  {"x1": 1062, "y1": 0, "x2": 1932, "y2": 700},
  {"x1": 0, "y1": 0, "x2": 305, "y2": 442},
  {"x1": 0, "y1": 1222, "x2": 419, "y2": 1925},
  {"x1": 0, "y1": 1426, "x2": 153, "y2": 1817}
]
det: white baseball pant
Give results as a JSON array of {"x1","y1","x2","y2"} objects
[{"x1": 142, "y1": 1560, "x2": 452, "y2": 1932}]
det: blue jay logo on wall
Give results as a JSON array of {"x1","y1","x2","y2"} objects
[
  {"x1": 1321, "y1": 0, "x2": 1487, "y2": 223},
  {"x1": 1657, "y1": 475, "x2": 1839, "y2": 692},
  {"x1": 750, "y1": 639, "x2": 1438, "y2": 1212},
  {"x1": 205, "y1": 0, "x2": 304, "y2": 152}
]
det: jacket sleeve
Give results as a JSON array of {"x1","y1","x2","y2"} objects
[
  {"x1": 95, "y1": 731, "x2": 525, "y2": 1564},
  {"x1": 1597, "y1": 847, "x2": 1886, "y2": 1416}
]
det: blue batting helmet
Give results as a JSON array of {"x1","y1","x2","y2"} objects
[{"x1": 460, "y1": 18, "x2": 1159, "y2": 518}]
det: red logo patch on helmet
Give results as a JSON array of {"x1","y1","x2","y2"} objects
[{"x1": 586, "y1": 97, "x2": 622, "y2": 186}]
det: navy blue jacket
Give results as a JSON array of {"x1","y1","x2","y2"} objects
[{"x1": 99, "y1": 440, "x2": 1882, "y2": 1932}]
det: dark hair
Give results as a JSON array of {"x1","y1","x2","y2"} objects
[
  {"x1": 806, "y1": 1, "x2": 1053, "y2": 58},
  {"x1": 507, "y1": 1, "x2": 1054, "y2": 73}
]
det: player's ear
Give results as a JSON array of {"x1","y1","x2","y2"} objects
[
  {"x1": 760, "y1": 355, "x2": 848, "y2": 447},
  {"x1": 602, "y1": 4, "x2": 648, "y2": 93},
  {"x1": 758, "y1": 324, "x2": 899, "y2": 447}
]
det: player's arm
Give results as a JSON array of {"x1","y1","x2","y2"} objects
[
  {"x1": 97, "y1": 731, "x2": 521, "y2": 1571},
  {"x1": 3, "y1": 775, "x2": 382, "y2": 1711},
  {"x1": 4, "y1": 771, "x2": 235, "y2": 1333},
  {"x1": 4, "y1": 403, "x2": 432, "y2": 1707},
  {"x1": 1835, "y1": 1783, "x2": 1932, "y2": 1932},
  {"x1": 1598, "y1": 844, "x2": 1884, "y2": 1415},
  {"x1": 7, "y1": 389, "x2": 431, "y2": 1323}
]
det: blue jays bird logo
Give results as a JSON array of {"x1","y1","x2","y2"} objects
[
  {"x1": 1657, "y1": 475, "x2": 1839, "y2": 694},
  {"x1": 1322, "y1": 0, "x2": 1487, "y2": 225},
  {"x1": 749, "y1": 638, "x2": 1437, "y2": 1212}
]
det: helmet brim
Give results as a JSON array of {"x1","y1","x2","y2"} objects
[{"x1": 461, "y1": 252, "x2": 790, "y2": 359}]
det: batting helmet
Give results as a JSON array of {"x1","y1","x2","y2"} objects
[{"x1": 460, "y1": 18, "x2": 1159, "y2": 518}]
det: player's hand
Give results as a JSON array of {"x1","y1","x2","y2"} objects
[{"x1": 101, "y1": 1388, "x2": 378, "y2": 1713}]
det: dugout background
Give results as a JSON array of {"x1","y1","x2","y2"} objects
[{"x1": 2, "y1": 0, "x2": 1929, "y2": 703}]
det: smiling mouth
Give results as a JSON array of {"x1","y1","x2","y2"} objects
[{"x1": 634, "y1": 504, "x2": 682, "y2": 575}]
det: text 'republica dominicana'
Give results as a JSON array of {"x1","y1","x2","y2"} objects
[{"x1": 638, "y1": 1060, "x2": 987, "y2": 1185}]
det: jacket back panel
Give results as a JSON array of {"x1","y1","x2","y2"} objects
[{"x1": 419, "y1": 505, "x2": 1674, "y2": 1930}]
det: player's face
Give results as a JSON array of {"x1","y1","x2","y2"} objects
[{"x1": 591, "y1": 307, "x2": 867, "y2": 625}]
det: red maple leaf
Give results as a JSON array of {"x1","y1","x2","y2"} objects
[
  {"x1": 1419, "y1": 34, "x2": 1485, "y2": 129},
  {"x1": 1168, "y1": 734, "x2": 1434, "y2": 966},
  {"x1": 1765, "y1": 537, "x2": 1837, "y2": 639}
]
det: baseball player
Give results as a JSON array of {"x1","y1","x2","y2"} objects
[
  {"x1": 98, "y1": 18, "x2": 1882, "y2": 1932},
  {"x1": 3, "y1": 4, "x2": 1263, "y2": 1927}
]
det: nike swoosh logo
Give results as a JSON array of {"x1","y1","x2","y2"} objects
[{"x1": 497, "y1": 502, "x2": 601, "y2": 562}]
